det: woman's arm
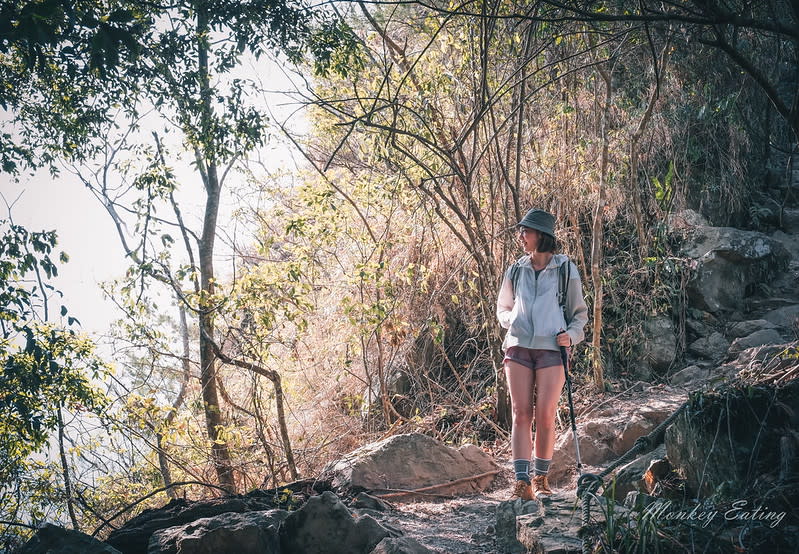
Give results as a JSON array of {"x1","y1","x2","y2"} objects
[
  {"x1": 564, "y1": 262, "x2": 588, "y2": 345},
  {"x1": 496, "y1": 271, "x2": 515, "y2": 329}
]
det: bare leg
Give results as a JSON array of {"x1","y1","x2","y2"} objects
[
  {"x1": 504, "y1": 360, "x2": 535, "y2": 461},
  {"x1": 533, "y1": 364, "x2": 566, "y2": 460}
]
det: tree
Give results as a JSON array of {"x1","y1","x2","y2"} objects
[
  {"x1": 6, "y1": 0, "x2": 360, "y2": 492},
  {"x1": 0, "y1": 218, "x2": 108, "y2": 534}
]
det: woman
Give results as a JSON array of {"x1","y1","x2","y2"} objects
[{"x1": 496, "y1": 208, "x2": 588, "y2": 500}]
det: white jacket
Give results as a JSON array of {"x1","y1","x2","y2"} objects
[{"x1": 496, "y1": 253, "x2": 589, "y2": 352}]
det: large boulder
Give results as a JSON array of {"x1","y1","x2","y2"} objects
[
  {"x1": 640, "y1": 316, "x2": 677, "y2": 376},
  {"x1": 551, "y1": 387, "x2": 685, "y2": 485},
  {"x1": 665, "y1": 379, "x2": 799, "y2": 497},
  {"x1": 106, "y1": 496, "x2": 278, "y2": 554},
  {"x1": 680, "y1": 225, "x2": 789, "y2": 313},
  {"x1": 763, "y1": 304, "x2": 799, "y2": 328},
  {"x1": 147, "y1": 510, "x2": 287, "y2": 554},
  {"x1": 726, "y1": 319, "x2": 778, "y2": 338},
  {"x1": 687, "y1": 331, "x2": 730, "y2": 362},
  {"x1": 670, "y1": 364, "x2": 713, "y2": 387},
  {"x1": 322, "y1": 433, "x2": 498, "y2": 495},
  {"x1": 728, "y1": 329, "x2": 786, "y2": 356},
  {"x1": 278, "y1": 491, "x2": 396, "y2": 554},
  {"x1": 16, "y1": 523, "x2": 122, "y2": 554}
]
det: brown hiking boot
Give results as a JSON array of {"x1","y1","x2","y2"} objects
[
  {"x1": 511, "y1": 480, "x2": 534, "y2": 501},
  {"x1": 532, "y1": 474, "x2": 553, "y2": 498}
]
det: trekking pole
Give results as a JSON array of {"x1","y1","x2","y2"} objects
[{"x1": 557, "y1": 331, "x2": 582, "y2": 472}]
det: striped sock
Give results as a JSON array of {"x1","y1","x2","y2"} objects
[
  {"x1": 533, "y1": 457, "x2": 551, "y2": 476},
  {"x1": 513, "y1": 459, "x2": 531, "y2": 483}
]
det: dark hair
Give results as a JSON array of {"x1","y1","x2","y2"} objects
[{"x1": 537, "y1": 232, "x2": 557, "y2": 253}]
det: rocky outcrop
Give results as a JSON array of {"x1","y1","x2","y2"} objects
[
  {"x1": 495, "y1": 494, "x2": 592, "y2": 554},
  {"x1": 105, "y1": 496, "x2": 280, "y2": 554},
  {"x1": 665, "y1": 370, "x2": 799, "y2": 497},
  {"x1": 550, "y1": 386, "x2": 686, "y2": 485},
  {"x1": 322, "y1": 433, "x2": 499, "y2": 496},
  {"x1": 148, "y1": 510, "x2": 288, "y2": 554},
  {"x1": 680, "y1": 223, "x2": 789, "y2": 313},
  {"x1": 16, "y1": 524, "x2": 122, "y2": 554},
  {"x1": 32, "y1": 435, "x2": 500, "y2": 554},
  {"x1": 279, "y1": 491, "x2": 397, "y2": 554}
]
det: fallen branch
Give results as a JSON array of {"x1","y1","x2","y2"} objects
[{"x1": 371, "y1": 469, "x2": 501, "y2": 500}]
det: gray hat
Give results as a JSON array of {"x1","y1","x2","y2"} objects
[{"x1": 518, "y1": 209, "x2": 555, "y2": 236}]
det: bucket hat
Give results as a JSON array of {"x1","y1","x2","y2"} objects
[{"x1": 518, "y1": 209, "x2": 555, "y2": 237}]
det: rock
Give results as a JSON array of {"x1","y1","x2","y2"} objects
[
  {"x1": 16, "y1": 523, "x2": 123, "y2": 554},
  {"x1": 370, "y1": 537, "x2": 434, "y2": 554},
  {"x1": 622, "y1": 491, "x2": 658, "y2": 511},
  {"x1": 146, "y1": 510, "x2": 286, "y2": 554},
  {"x1": 763, "y1": 304, "x2": 799, "y2": 328},
  {"x1": 279, "y1": 491, "x2": 396, "y2": 554},
  {"x1": 322, "y1": 433, "x2": 498, "y2": 495},
  {"x1": 685, "y1": 317, "x2": 713, "y2": 339},
  {"x1": 727, "y1": 319, "x2": 778, "y2": 338},
  {"x1": 514, "y1": 495, "x2": 585, "y2": 554},
  {"x1": 667, "y1": 209, "x2": 709, "y2": 229},
  {"x1": 495, "y1": 498, "x2": 541, "y2": 553},
  {"x1": 734, "y1": 343, "x2": 789, "y2": 366},
  {"x1": 782, "y1": 208, "x2": 799, "y2": 233},
  {"x1": 553, "y1": 421, "x2": 615, "y2": 473},
  {"x1": 609, "y1": 445, "x2": 667, "y2": 501},
  {"x1": 106, "y1": 497, "x2": 278, "y2": 554},
  {"x1": 352, "y1": 492, "x2": 392, "y2": 512},
  {"x1": 640, "y1": 316, "x2": 677, "y2": 375},
  {"x1": 665, "y1": 380, "x2": 799, "y2": 497},
  {"x1": 550, "y1": 388, "x2": 685, "y2": 485},
  {"x1": 688, "y1": 332, "x2": 730, "y2": 361},
  {"x1": 728, "y1": 329, "x2": 785, "y2": 356},
  {"x1": 644, "y1": 458, "x2": 672, "y2": 493},
  {"x1": 612, "y1": 414, "x2": 658, "y2": 454},
  {"x1": 681, "y1": 225, "x2": 789, "y2": 313},
  {"x1": 670, "y1": 365, "x2": 711, "y2": 386}
]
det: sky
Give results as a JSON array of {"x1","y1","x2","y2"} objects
[
  {"x1": 1, "y1": 55, "x2": 307, "y2": 339},
  {"x1": 2, "y1": 170, "x2": 127, "y2": 335}
]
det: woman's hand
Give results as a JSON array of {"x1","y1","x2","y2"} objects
[{"x1": 556, "y1": 331, "x2": 571, "y2": 347}]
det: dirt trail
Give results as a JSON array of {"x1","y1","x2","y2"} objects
[{"x1": 376, "y1": 482, "x2": 512, "y2": 553}]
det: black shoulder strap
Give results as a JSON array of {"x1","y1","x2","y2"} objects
[
  {"x1": 510, "y1": 257, "x2": 570, "y2": 308},
  {"x1": 558, "y1": 257, "x2": 571, "y2": 322},
  {"x1": 509, "y1": 261, "x2": 521, "y2": 300}
]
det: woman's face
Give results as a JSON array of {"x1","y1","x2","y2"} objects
[{"x1": 518, "y1": 227, "x2": 540, "y2": 253}]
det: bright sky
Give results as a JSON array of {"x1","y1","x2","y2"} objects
[
  {"x1": 2, "y1": 170, "x2": 127, "y2": 335},
  {"x1": 1, "y1": 55, "x2": 308, "y2": 338}
]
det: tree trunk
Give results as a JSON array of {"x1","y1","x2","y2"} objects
[
  {"x1": 57, "y1": 407, "x2": 79, "y2": 530},
  {"x1": 591, "y1": 65, "x2": 613, "y2": 389},
  {"x1": 196, "y1": 3, "x2": 236, "y2": 493},
  {"x1": 629, "y1": 40, "x2": 671, "y2": 256}
]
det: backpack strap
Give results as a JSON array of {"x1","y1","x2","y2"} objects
[
  {"x1": 509, "y1": 260, "x2": 522, "y2": 300},
  {"x1": 509, "y1": 256, "x2": 571, "y2": 316},
  {"x1": 558, "y1": 257, "x2": 571, "y2": 324}
]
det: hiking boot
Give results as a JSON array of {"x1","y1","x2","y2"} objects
[
  {"x1": 532, "y1": 474, "x2": 553, "y2": 498},
  {"x1": 511, "y1": 480, "x2": 534, "y2": 501}
]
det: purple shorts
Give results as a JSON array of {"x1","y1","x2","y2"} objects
[{"x1": 504, "y1": 346, "x2": 563, "y2": 371}]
